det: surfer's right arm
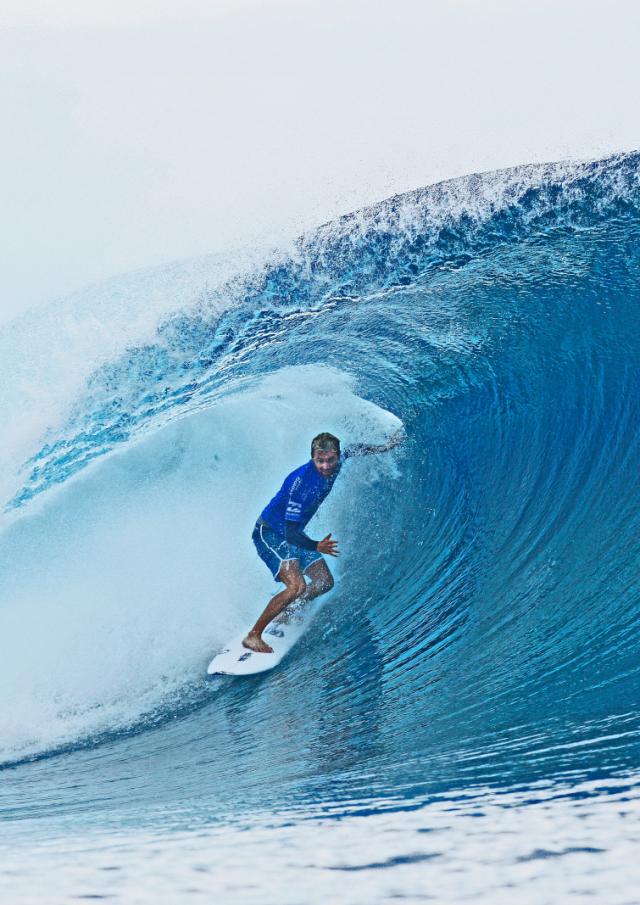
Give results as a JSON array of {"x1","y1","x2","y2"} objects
[
  {"x1": 284, "y1": 522, "x2": 338, "y2": 557},
  {"x1": 284, "y1": 521, "x2": 318, "y2": 551},
  {"x1": 344, "y1": 428, "x2": 405, "y2": 458}
]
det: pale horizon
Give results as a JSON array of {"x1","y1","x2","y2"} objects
[{"x1": 1, "y1": 0, "x2": 639, "y2": 325}]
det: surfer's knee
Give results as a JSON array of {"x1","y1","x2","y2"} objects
[
  {"x1": 320, "y1": 573, "x2": 334, "y2": 593},
  {"x1": 307, "y1": 573, "x2": 333, "y2": 598},
  {"x1": 305, "y1": 560, "x2": 333, "y2": 594}
]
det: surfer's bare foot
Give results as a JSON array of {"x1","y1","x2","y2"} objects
[{"x1": 242, "y1": 633, "x2": 273, "y2": 654}]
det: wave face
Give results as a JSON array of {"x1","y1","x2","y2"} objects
[{"x1": 1, "y1": 153, "x2": 640, "y2": 830}]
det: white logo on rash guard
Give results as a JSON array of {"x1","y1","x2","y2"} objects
[
  {"x1": 286, "y1": 476, "x2": 303, "y2": 520},
  {"x1": 286, "y1": 501, "x2": 302, "y2": 518}
]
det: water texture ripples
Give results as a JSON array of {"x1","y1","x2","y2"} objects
[{"x1": 0, "y1": 154, "x2": 639, "y2": 868}]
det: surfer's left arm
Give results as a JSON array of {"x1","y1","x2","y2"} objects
[{"x1": 344, "y1": 428, "x2": 405, "y2": 458}]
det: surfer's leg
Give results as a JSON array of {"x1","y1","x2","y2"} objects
[
  {"x1": 243, "y1": 560, "x2": 307, "y2": 653},
  {"x1": 302, "y1": 559, "x2": 334, "y2": 601}
]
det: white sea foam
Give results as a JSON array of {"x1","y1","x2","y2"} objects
[
  {"x1": 0, "y1": 365, "x2": 401, "y2": 761},
  {"x1": 0, "y1": 246, "x2": 276, "y2": 508},
  {"x1": 2, "y1": 776, "x2": 638, "y2": 905}
]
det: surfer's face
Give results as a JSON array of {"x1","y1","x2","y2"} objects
[{"x1": 312, "y1": 448, "x2": 340, "y2": 478}]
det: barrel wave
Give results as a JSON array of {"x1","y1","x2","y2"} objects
[{"x1": 1, "y1": 153, "x2": 639, "y2": 899}]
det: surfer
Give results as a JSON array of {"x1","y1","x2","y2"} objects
[{"x1": 243, "y1": 429, "x2": 404, "y2": 653}]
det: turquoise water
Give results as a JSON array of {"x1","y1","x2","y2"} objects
[{"x1": 1, "y1": 153, "x2": 639, "y2": 902}]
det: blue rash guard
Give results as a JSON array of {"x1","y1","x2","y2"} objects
[{"x1": 259, "y1": 449, "x2": 354, "y2": 550}]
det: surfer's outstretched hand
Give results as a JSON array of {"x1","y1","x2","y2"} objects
[{"x1": 317, "y1": 534, "x2": 339, "y2": 556}]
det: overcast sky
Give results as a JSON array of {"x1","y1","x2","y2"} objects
[{"x1": 1, "y1": 0, "x2": 639, "y2": 325}]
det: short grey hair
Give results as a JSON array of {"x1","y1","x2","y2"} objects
[{"x1": 311, "y1": 432, "x2": 341, "y2": 457}]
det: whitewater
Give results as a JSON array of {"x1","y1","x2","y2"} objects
[{"x1": 1, "y1": 152, "x2": 639, "y2": 903}]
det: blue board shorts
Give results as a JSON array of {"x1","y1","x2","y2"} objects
[{"x1": 252, "y1": 519, "x2": 324, "y2": 582}]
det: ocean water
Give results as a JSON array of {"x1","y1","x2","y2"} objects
[{"x1": 1, "y1": 152, "x2": 639, "y2": 903}]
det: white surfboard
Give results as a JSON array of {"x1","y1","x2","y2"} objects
[{"x1": 207, "y1": 602, "x2": 320, "y2": 676}]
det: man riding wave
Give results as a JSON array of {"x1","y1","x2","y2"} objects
[{"x1": 244, "y1": 429, "x2": 404, "y2": 653}]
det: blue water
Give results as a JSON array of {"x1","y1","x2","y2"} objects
[{"x1": 1, "y1": 152, "x2": 639, "y2": 902}]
